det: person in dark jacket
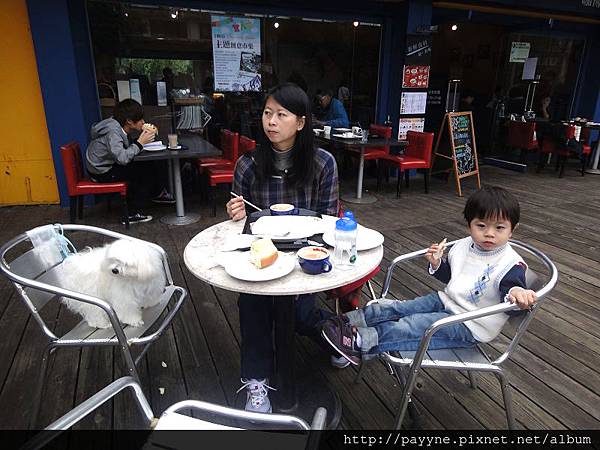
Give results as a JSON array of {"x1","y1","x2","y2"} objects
[{"x1": 85, "y1": 99, "x2": 156, "y2": 224}]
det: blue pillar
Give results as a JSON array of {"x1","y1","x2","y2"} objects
[
  {"x1": 377, "y1": 0, "x2": 432, "y2": 138},
  {"x1": 26, "y1": 0, "x2": 99, "y2": 207}
]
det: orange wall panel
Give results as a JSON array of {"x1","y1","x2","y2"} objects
[{"x1": 0, "y1": 0, "x2": 59, "y2": 205}]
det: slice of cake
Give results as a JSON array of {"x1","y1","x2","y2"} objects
[{"x1": 249, "y1": 238, "x2": 278, "y2": 269}]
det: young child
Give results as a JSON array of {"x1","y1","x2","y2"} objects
[{"x1": 321, "y1": 185, "x2": 537, "y2": 366}]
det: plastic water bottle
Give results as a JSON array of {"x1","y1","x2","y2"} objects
[{"x1": 333, "y1": 214, "x2": 358, "y2": 270}]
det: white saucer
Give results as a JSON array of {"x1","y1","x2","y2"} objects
[{"x1": 168, "y1": 145, "x2": 182, "y2": 150}]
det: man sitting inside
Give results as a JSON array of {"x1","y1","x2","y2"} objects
[
  {"x1": 86, "y1": 99, "x2": 157, "y2": 224},
  {"x1": 315, "y1": 89, "x2": 350, "y2": 128}
]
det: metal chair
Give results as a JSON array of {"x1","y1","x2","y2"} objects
[
  {"x1": 24, "y1": 376, "x2": 326, "y2": 450},
  {"x1": 357, "y1": 239, "x2": 558, "y2": 429},
  {"x1": 0, "y1": 224, "x2": 187, "y2": 428}
]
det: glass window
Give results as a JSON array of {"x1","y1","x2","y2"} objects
[{"x1": 87, "y1": 1, "x2": 381, "y2": 143}]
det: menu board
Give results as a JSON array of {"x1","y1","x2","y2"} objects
[
  {"x1": 402, "y1": 65, "x2": 430, "y2": 88},
  {"x1": 211, "y1": 16, "x2": 261, "y2": 92},
  {"x1": 433, "y1": 111, "x2": 480, "y2": 196},
  {"x1": 400, "y1": 92, "x2": 427, "y2": 114},
  {"x1": 398, "y1": 118, "x2": 425, "y2": 140},
  {"x1": 449, "y1": 114, "x2": 476, "y2": 175},
  {"x1": 509, "y1": 42, "x2": 530, "y2": 62}
]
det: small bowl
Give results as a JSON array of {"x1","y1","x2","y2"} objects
[{"x1": 270, "y1": 203, "x2": 298, "y2": 216}]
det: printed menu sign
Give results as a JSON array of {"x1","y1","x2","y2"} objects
[
  {"x1": 211, "y1": 16, "x2": 261, "y2": 92},
  {"x1": 400, "y1": 92, "x2": 427, "y2": 114},
  {"x1": 402, "y1": 65, "x2": 430, "y2": 88},
  {"x1": 398, "y1": 118, "x2": 425, "y2": 140},
  {"x1": 509, "y1": 42, "x2": 531, "y2": 63}
]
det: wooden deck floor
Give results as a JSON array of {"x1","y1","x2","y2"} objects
[{"x1": 0, "y1": 161, "x2": 599, "y2": 430}]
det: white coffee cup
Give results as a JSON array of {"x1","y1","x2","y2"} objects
[
  {"x1": 352, "y1": 126, "x2": 362, "y2": 136},
  {"x1": 323, "y1": 126, "x2": 331, "y2": 137},
  {"x1": 168, "y1": 134, "x2": 178, "y2": 149}
]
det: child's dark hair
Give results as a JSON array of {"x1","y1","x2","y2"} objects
[
  {"x1": 113, "y1": 99, "x2": 144, "y2": 126},
  {"x1": 463, "y1": 186, "x2": 520, "y2": 229}
]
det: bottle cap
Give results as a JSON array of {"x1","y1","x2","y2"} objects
[
  {"x1": 343, "y1": 211, "x2": 355, "y2": 220},
  {"x1": 336, "y1": 217, "x2": 357, "y2": 231}
]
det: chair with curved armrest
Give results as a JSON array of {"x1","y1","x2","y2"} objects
[
  {"x1": 357, "y1": 239, "x2": 557, "y2": 429},
  {"x1": 25, "y1": 376, "x2": 326, "y2": 450},
  {"x1": 0, "y1": 224, "x2": 187, "y2": 428}
]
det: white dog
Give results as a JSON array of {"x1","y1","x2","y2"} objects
[{"x1": 59, "y1": 239, "x2": 166, "y2": 329}]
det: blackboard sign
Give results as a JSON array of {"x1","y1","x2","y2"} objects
[{"x1": 432, "y1": 111, "x2": 481, "y2": 196}]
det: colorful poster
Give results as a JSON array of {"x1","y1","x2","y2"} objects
[
  {"x1": 211, "y1": 15, "x2": 261, "y2": 92},
  {"x1": 400, "y1": 92, "x2": 427, "y2": 115},
  {"x1": 398, "y1": 118, "x2": 425, "y2": 140},
  {"x1": 509, "y1": 42, "x2": 530, "y2": 63},
  {"x1": 402, "y1": 65, "x2": 430, "y2": 88}
]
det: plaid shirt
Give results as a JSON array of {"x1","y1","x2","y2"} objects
[{"x1": 232, "y1": 148, "x2": 339, "y2": 215}]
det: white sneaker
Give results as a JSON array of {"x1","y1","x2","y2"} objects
[
  {"x1": 331, "y1": 354, "x2": 351, "y2": 369},
  {"x1": 236, "y1": 378, "x2": 275, "y2": 413}
]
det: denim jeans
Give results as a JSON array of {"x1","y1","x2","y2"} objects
[
  {"x1": 238, "y1": 293, "x2": 333, "y2": 379},
  {"x1": 345, "y1": 292, "x2": 476, "y2": 355}
]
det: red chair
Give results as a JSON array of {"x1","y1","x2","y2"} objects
[
  {"x1": 60, "y1": 142, "x2": 129, "y2": 228},
  {"x1": 381, "y1": 131, "x2": 434, "y2": 197},
  {"x1": 207, "y1": 135, "x2": 256, "y2": 216},
  {"x1": 363, "y1": 125, "x2": 393, "y2": 190},
  {"x1": 196, "y1": 129, "x2": 239, "y2": 174},
  {"x1": 507, "y1": 121, "x2": 538, "y2": 160},
  {"x1": 537, "y1": 124, "x2": 587, "y2": 177}
]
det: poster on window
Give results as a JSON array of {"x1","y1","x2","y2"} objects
[
  {"x1": 211, "y1": 15, "x2": 261, "y2": 92},
  {"x1": 402, "y1": 65, "x2": 430, "y2": 88},
  {"x1": 400, "y1": 92, "x2": 427, "y2": 114},
  {"x1": 398, "y1": 118, "x2": 425, "y2": 140}
]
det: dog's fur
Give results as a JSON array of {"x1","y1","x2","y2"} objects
[{"x1": 59, "y1": 239, "x2": 166, "y2": 328}]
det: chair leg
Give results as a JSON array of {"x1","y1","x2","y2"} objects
[
  {"x1": 31, "y1": 344, "x2": 55, "y2": 429},
  {"x1": 77, "y1": 196, "x2": 84, "y2": 220},
  {"x1": 495, "y1": 370, "x2": 516, "y2": 430},
  {"x1": 211, "y1": 186, "x2": 217, "y2": 217},
  {"x1": 376, "y1": 161, "x2": 381, "y2": 192},
  {"x1": 404, "y1": 170, "x2": 410, "y2": 188},
  {"x1": 69, "y1": 197, "x2": 78, "y2": 223},
  {"x1": 396, "y1": 171, "x2": 403, "y2": 198},
  {"x1": 393, "y1": 362, "x2": 421, "y2": 429},
  {"x1": 558, "y1": 156, "x2": 566, "y2": 178},
  {"x1": 423, "y1": 169, "x2": 430, "y2": 194},
  {"x1": 121, "y1": 194, "x2": 129, "y2": 229}
]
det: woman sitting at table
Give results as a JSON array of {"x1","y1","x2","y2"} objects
[{"x1": 225, "y1": 82, "x2": 342, "y2": 413}]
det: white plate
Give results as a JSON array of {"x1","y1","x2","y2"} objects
[
  {"x1": 322, "y1": 225, "x2": 384, "y2": 251},
  {"x1": 223, "y1": 251, "x2": 296, "y2": 281},
  {"x1": 332, "y1": 133, "x2": 361, "y2": 139},
  {"x1": 250, "y1": 216, "x2": 324, "y2": 241},
  {"x1": 143, "y1": 145, "x2": 167, "y2": 151},
  {"x1": 334, "y1": 128, "x2": 352, "y2": 132}
]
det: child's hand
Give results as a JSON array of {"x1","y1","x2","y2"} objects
[
  {"x1": 425, "y1": 238, "x2": 446, "y2": 270},
  {"x1": 137, "y1": 129, "x2": 155, "y2": 146},
  {"x1": 508, "y1": 287, "x2": 537, "y2": 310}
]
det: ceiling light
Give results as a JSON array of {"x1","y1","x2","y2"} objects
[
  {"x1": 451, "y1": 24, "x2": 458, "y2": 31},
  {"x1": 274, "y1": 22, "x2": 280, "y2": 29},
  {"x1": 353, "y1": 21, "x2": 359, "y2": 27},
  {"x1": 124, "y1": 12, "x2": 128, "y2": 17},
  {"x1": 170, "y1": 10, "x2": 178, "y2": 19}
]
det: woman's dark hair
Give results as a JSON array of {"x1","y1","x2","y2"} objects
[
  {"x1": 113, "y1": 99, "x2": 143, "y2": 126},
  {"x1": 254, "y1": 82, "x2": 315, "y2": 186},
  {"x1": 463, "y1": 185, "x2": 520, "y2": 229}
]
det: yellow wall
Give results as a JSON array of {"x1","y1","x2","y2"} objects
[{"x1": 0, "y1": 0, "x2": 59, "y2": 205}]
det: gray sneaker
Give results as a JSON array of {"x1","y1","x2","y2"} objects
[
  {"x1": 331, "y1": 354, "x2": 351, "y2": 369},
  {"x1": 236, "y1": 378, "x2": 275, "y2": 413}
]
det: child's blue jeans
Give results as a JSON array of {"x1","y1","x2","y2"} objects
[{"x1": 345, "y1": 292, "x2": 477, "y2": 355}]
